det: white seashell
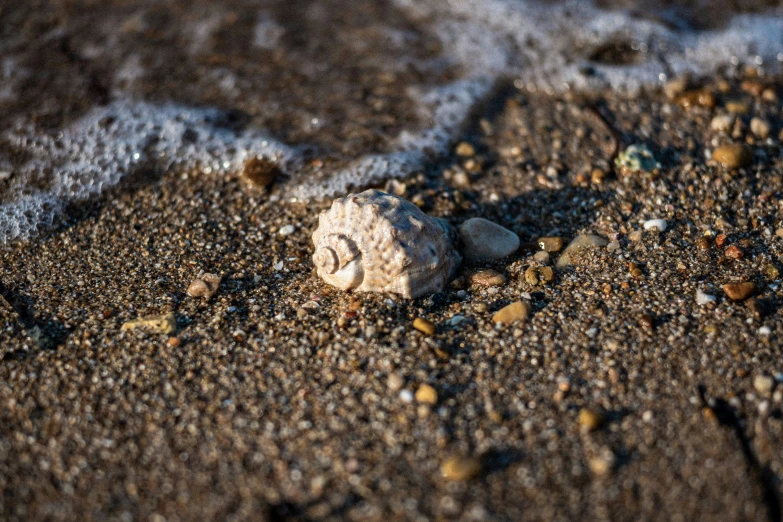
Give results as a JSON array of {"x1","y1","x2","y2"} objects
[
  {"x1": 312, "y1": 189, "x2": 461, "y2": 299},
  {"x1": 643, "y1": 219, "x2": 667, "y2": 232}
]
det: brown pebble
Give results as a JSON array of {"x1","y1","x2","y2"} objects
[
  {"x1": 167, "y1": 337, "x2": 182, "y2": 347},
  {"x1": 697, "y1": 237, "x2": 711, "y2": 250},
  {"x1": 440, "y1": 455, "x2": 481, "y2": 481},
  {"x1": 492, "y1": 301, "x2": 531, "y2": 324},
  {"x1": 455, "y1": 141, "x2": 476, "y2": 157},
  {"x1": 591, "y1": 169, "x2": 607, "y2": 184},
  {"x1": 241, "y1": 157, "x2": 281, "y2": 187},
  {"x1": 724, "y1": 245, "x2": 743, "y2": 260},
  {"x1": 413, "y1": 317, "x2": 436, "y2": 336},
  {"x1": 578, "y1": 409, "x2": 605, "y2": 432},
  {"x1": 638, "y1": 314, "x2": 655, "y2": 329},
  {"x1": 469, "y1": 269, "x2": 506, "y2": 287},
  {"x1": 187, "y1": 273, "x2": 222, "y2": 299},
  {"x1": 415, "y1": 384, "x2": 438, "y2": 405},
  {"x1": 537, "y1": 236, "x2": 564, "y2": 252},
  {"x1": 713, "y1": 144, "x2": 752, "y2": 169},
  {"x1": 677, "y1": 89, "x2": 716, "y2": 109},
  {"x1": 723, "y1": 282, "x2": 757, "y2": 301},
  {"x1": 715, "y1": 233, "x2": 727, "y2": 247}
]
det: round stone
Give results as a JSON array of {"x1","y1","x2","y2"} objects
[
  {"x1": 459, "y1": 218, "x2": 520, "y2": 261},
  {"x1": 713, "y1": 144, "x2": 752, "y2": 169}
]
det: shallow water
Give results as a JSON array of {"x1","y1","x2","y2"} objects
[{"x1": 1, "y1": 0, "x2": 782, "y2": 242}]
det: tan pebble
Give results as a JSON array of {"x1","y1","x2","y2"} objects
[
  {"x1": 533, "y1": 251, "x2": 551, "y2": 265},
  {"x1": 763, "y1": 264, "x2": 780, "y2": 279},
  {"x1": 413, "y1": 317, "x2": 436, "y2": 335},
  {"x1": 415, "y1": 384, "x2": 438, "y2": 405},
  {"x1": 777, "y1": 228, "x2": 783, "y2": 238},
  {"x1": 710, "y1": 114, "x2": 735, "y2": 132},
  {"x1": 555, "y1": 234, "x2": 608, "y2": 268},
  {"x1": 753, "y1": 375, "x2": 775, "y2": 396},
  {"x1": 587, "y1": 450, "x2": 615, "y2": 476},
  {"x1": 723, "y1": 282, "x2": 757, "y2": 301},
  {"x1": 167, "y1": 336, "x2": 181, "y2": 347},
  {"x1": 241, "y1": 157, "x2": 280, "y2": 187},
  {"x1": 663, "y1": 76, "x2": 688, "y2": 99},
  {"x1": 524, "y1": 266, "x2": 539, "y2": 285},
  {"x1": 677, "y1": 89, "x2": 715, "y2": 109},
  {"x1": 697, "y1": 237, "x2": 711, "y2": 250},
  {"x1": 591, "y1": 168, "x2": 607, "y2": 184},
  {"x1": 539, "y1": 266, "x2": 554, "y2": 283},
  {"x1": 725, "y1": 245, "x2": 743, "y2": 259},
  {"x1": 628, "y1": 230, "x2": 643, "y2": 242},
  {"x1": 469, "y1": 269, "x2": 506, "y2": 287},
  {"x1": 724, "y1": 98, "x2": 750, "y2": 114},
  {"x1": 488, "y1": 411, "x2": 503, "y2": 423},
  {"x1": 750, "y1": 117, "x2": 771, "y2": 139},
  {"x1": 762, "y1": 88, "x2": 778, "y2": 103},
  {"x1": 440, "y1": 455, "x2": 481, "y2": 481},
  {"x1": 187, "y1": 273, "x2": 222, "y2": 298},
  {"x1": 492, "y1": 301, "x2": 531, "y2": 324},
  {"x1": 713, "y1": 143, "x2": 752, "y2": 169},
  {"x1": 455, "y1": 141, "x2": 476, "y2": 157},
  {"x1": 578, "y1": 409, "x2": 604, "y2": 431},
  {"x1": 121, "y1": 313, "x2": 176, "y2": 335},
  {"x1": 702, "y1": 407, "x2": 718, "y2": 422},
  {"x1": 537, "y1": 236, "x2": 564, "y2": 252}
]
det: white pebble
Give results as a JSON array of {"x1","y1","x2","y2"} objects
[
  {"x1": 278, "y1": 224, "x2": 296, "y2": 236},
  {"x1": 696, "y1": 289, "x2": 716, "y2": 306},
  {"x1": 758, "y1": 326, "x2": 771, "y2": 336},
  {"x1": 643, "y1": 219, "x2": 667, "y2": 232},
  {"x1": 399, "y1": 390, "x2": 414, "y2": 403}
]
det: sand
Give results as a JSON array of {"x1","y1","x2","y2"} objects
[{"x1": 2, "y1": 1, "x2": 783, "y2": 521}]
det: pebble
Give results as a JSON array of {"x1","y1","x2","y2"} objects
[
  {"x1": 724, "y1": 98, "x2": 750, "y2": 114},
  {"x1": 121, "y1": 313, "x2": 177, "y2": 335},
  {"x1": 696, "y1": 289, "x2": 716, "y2": 306},
  {"x1": 578, "y1": 409, "x2": 604, "y2": 432},
  {"x1": 763, "y1": 264, "x2": 780, "y2": 279},
  {"x1": 588, "y1": 449, "x2": 616, "y2": 476},
  {"x1": 399, "y1": 390, "x2": 414, "y2": 403},
  {"x1": 440, "y1": 455, "x2": 481, "y2": 481},
  {"x1": 241, "y1": 157, "x2": 280, "y2": 187},
  {"x1": 492, "y1": 301, "x2": 531, "y2": 324},
  {"x1": 387, "y1": 374, "x2": 404, "y2": 392},
  {"x1": 628, "y1": 230, "x2": 643, "y2": 242},
  {"x1": 723, "y1": 282, "x2": 757, "y2": 301},
  {"x1": 278, "y1": 224, "x2": 296, "y2": 236},
  {"x1": 537, "y1": 236, "x2": 564, "y2": 252},
  {"x1": 555, "y1": 234, "x2": 609, "y2": 268},
  {"x1": 710, "y1": 114, "x2": 735, "y2": 132},
  {"x1": 524, "y1": 265, "x2": 553, "y2": 285},
  {"x1": 712, "y1": 144, "x2": 752, "y2": 169},
  {"x1": 415, "y1": 384, "x2": 438, "y2": 405},
  {"x1": 725, "y1": 245, "x2": 743, "y2": 260},
  {"x1": 533, "y1": 251, "x2": 551, "y2": 264},
  {"x1": 455, "y1": 141, "x2": 476, "y2": 157},
  {"x1": 643, "y1": 219, "x2": 667, "y2": 232},
  {"x1": 186, "y1": 273, "x2": 222, "y2": 299},
  {"x1": 469, "y1": 270, "x2": 507, "y2": 287},
  {"x1": 459, "y1": 218, "x2": 520, "y2": 261},
  {"x1": 753, "y1": 375, "x2": 775, "y2": 396},
  {"x1": 413, "y1": 317, "x2": 436, "y2": 335},
  {"x1": 615, "y1": 144, "x2": 660, "y2": 175},
  {"x1": 750, "y1": 117, "x2": 771, "y2": 139}
]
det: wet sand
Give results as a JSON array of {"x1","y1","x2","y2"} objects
[{"x1": 2, "y1": 1, "x2": 783, "y2": 521}]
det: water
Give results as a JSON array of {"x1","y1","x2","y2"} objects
[{"x1": 1, "y1": 0, "x2": 782, "y2": 243}]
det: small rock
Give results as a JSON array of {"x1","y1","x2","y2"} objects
[
  {"x1": 638, "y1": 313, "x2": 655, "y2": 329},
  {"x1": 723, "y1": 282, "x2": 757, "y2": 301},
  {"x1": 492, "y1": 301, "x2": 531, "y2": 324},
  {"x1": 440, "y1": 455, "x2": 481, "y2": 481},
  {"x1": 413, "y1": 317, "x2": 436, "y2": 335},
  {"x1": 643, "y1": 219, "x2": 667, "y2": 232},
  {"x1": 0, "y1": 170, "x2": 12, "y2": 181},
  {"x1": 556, "y1": 234, "x2": 609, "y2": 268},
  {"x1": 628, "y1": 230, "x2": 643, "y2": 242},
  {"x1": 537, "y1": 236, "x2": 564, "y2": 253},
  {"x1": 763, "y1": 264, "x2": 780, "y2": 279},
  {"x1": 578, "y1": 409, "x2": 604, "y2": 432},
  {"x1": 750, "y1": 117, "x2": 771, "y2": 139},
  {"x1": 278, "y1": 224, "x2": 296, "y2": 236},
  {"x1": 724, "y1": 98, "x2": 750, "y2": 114},
  {"x1": 713, "y1": 144, "x2": 752, "y2": 169},
  {"x1": 460, "y1": 218, "x2": 520, "y2": 261},
  {"x1": 241, "y1": 157, "x2": 280, "y2": 187},
  {"x1": 525, "y1": 265, "x2": 553, "y2": 286},
  {"x1": 615, "y1": 145, "x2": 660, "y2": 175},
  {"x1": 455, "y1": 141, "x2": 476, "y2": 157},
  {"x1": 725, "y1": 245, "x2": 744, "y2": 259},
  {"x1": 121, "y1": 313, "x2": 177, "y2": 335},
  {"x1": 696, "y1": 289, "x2": 716, "y2": 306},
  {"x1": 415, "y1": 384, "x2": 438, "y2": 405},
  {"x1": 469, "y1": 269, "x2": 506, "y2": 287},
  {"x1": 710, "y1": 114, "x2": 735, "y2": 132},
  {"x1": 533, "y1": 251, "x2": 551, "y2": 265},
  {"x1": 186, "y1": 273, "x2": 222, "y2": 299},
  {"x1": 387, "y1": 374, "x2": 404, "y2": 392},
  {"x1": 753, "y1": 375, "x2": 775, "y2": 396},
  {"x1": 588, "y1": 449, "x2": 616, "y2": 476}
]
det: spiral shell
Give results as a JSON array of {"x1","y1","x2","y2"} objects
[{"x1": 312, "y1": 189, "x2": 461, "y2": 299}]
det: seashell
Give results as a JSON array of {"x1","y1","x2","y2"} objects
[{"x1": 312, "y1": 189, "x2": 461, "y2": 299}]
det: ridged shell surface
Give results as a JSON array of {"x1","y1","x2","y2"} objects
[{"x1": 312, "y1": 189, "x2": 461, "y2": 299}]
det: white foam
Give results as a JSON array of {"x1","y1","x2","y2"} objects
[{"x1": 1, "y1": 100, "x2": 297, "y2": 242}]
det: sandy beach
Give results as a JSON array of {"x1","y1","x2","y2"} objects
[{"x1": 2, "y1": 1, "x2": 783, "y2": 521}]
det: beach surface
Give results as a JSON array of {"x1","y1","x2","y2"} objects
[{"x1": 2, "y1": 1, "x2": 783, "y2": 520}]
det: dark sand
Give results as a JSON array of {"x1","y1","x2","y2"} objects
[{"x1": 2, "y1": 1, "x2": 783, "y2": 521}]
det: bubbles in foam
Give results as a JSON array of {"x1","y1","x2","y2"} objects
[{"x1": 1, "y1": 100, "x2": 296, "y2": 243}]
